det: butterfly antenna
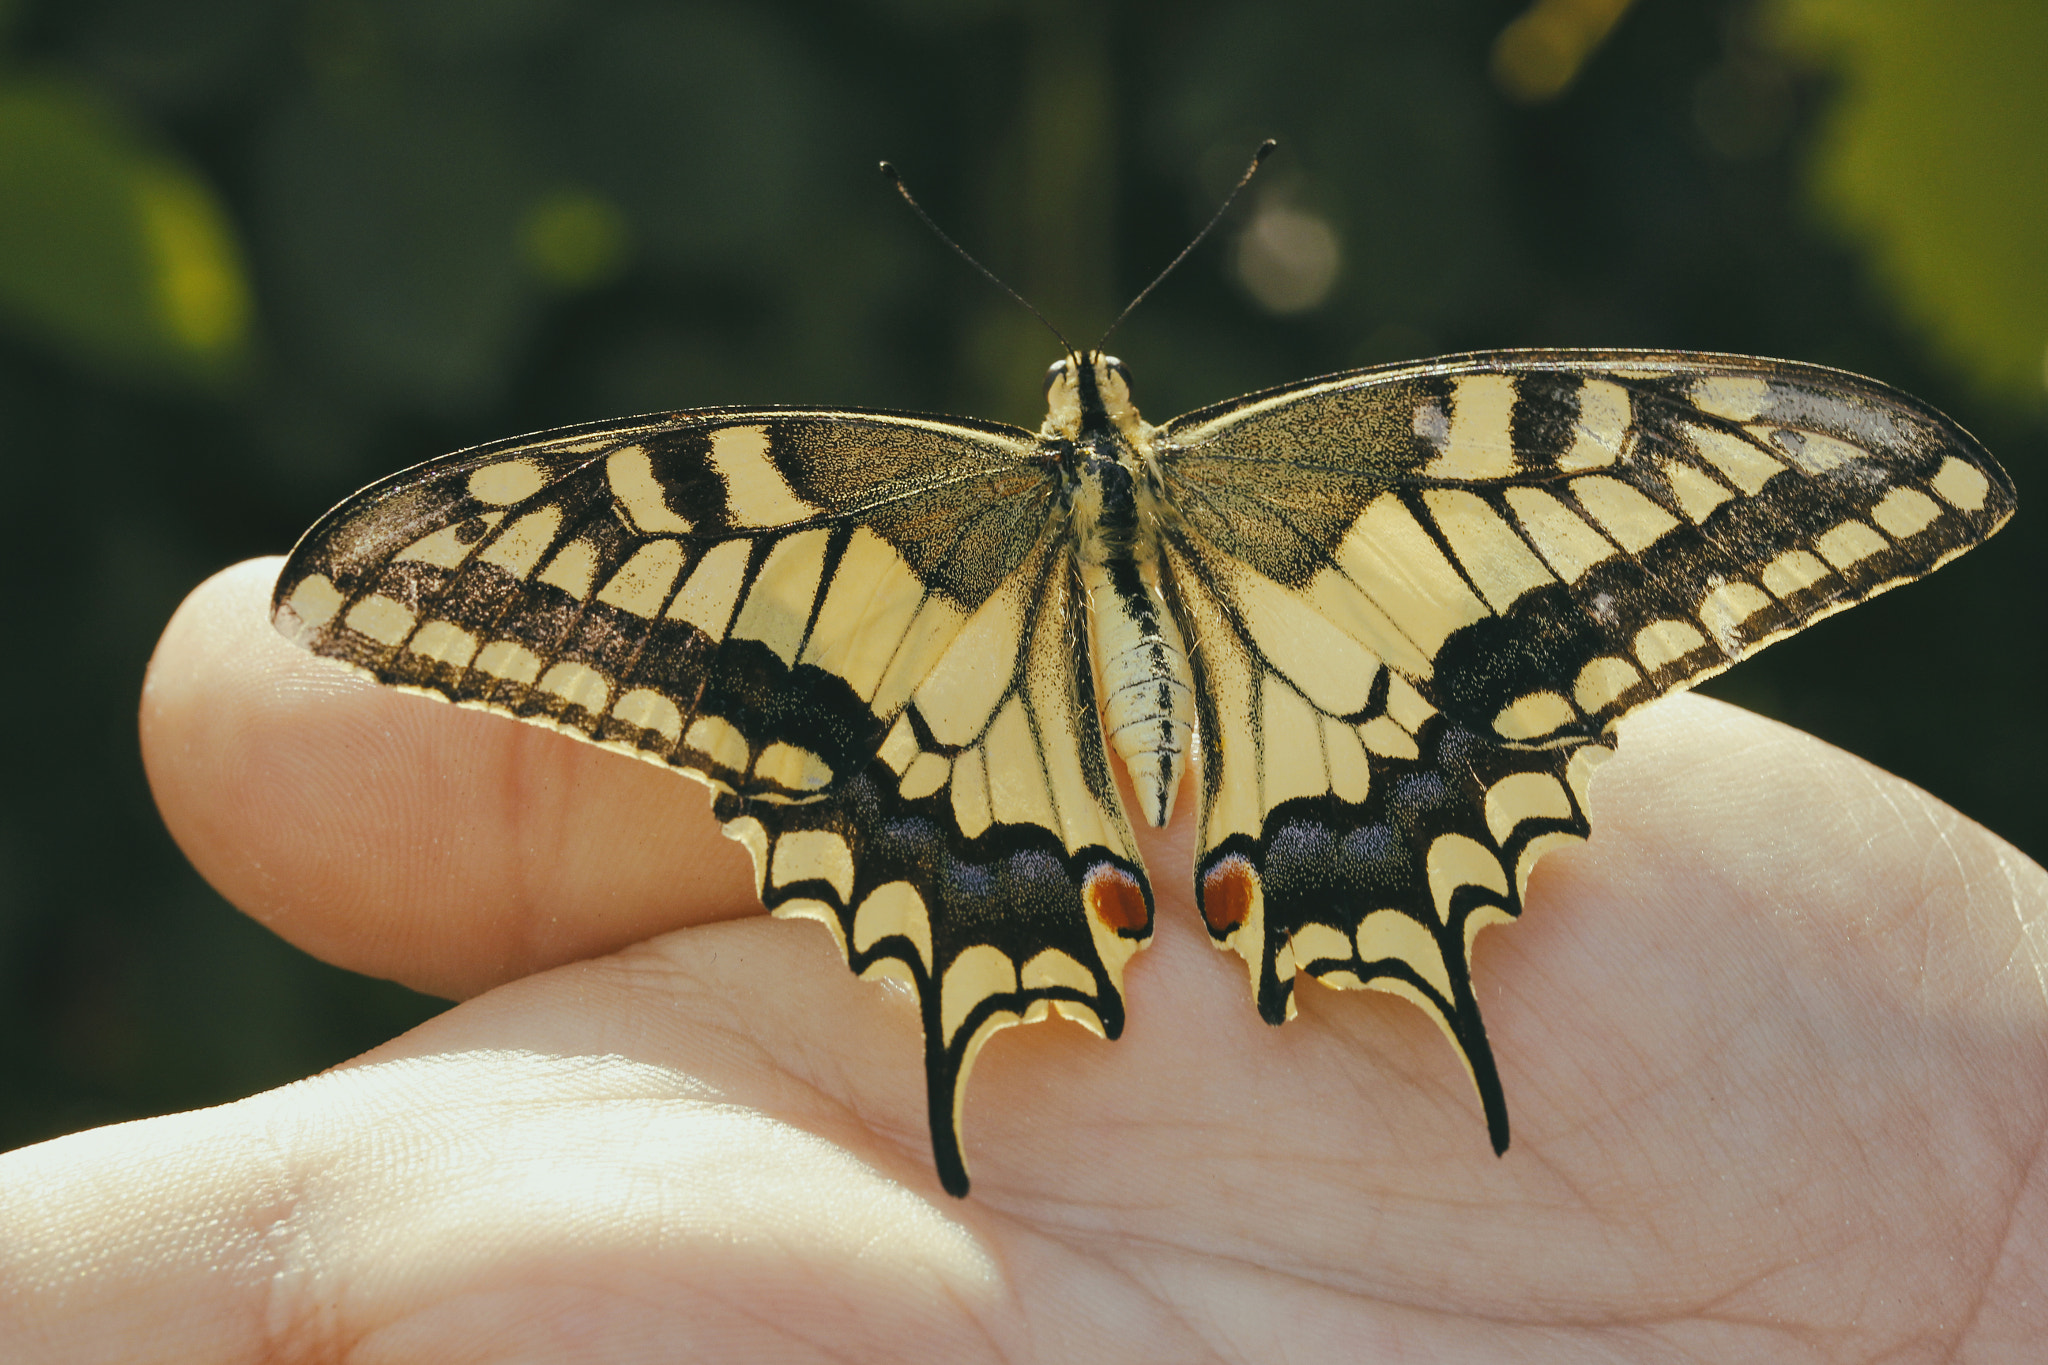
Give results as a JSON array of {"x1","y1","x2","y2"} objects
[
  {"x1": 880, "y1": 161, "x2": 1075, "y2": 358},
  {"x1": 1097, "y1": 138, "x2": 1276, "y2": 350}
]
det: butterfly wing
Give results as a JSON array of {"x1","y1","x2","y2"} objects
[
  {"x1": 274, "y1": 407, "x2": 1152, "y2": 1195},
  {"x1": 1156, "y1": 351, "x2": 2015, "y2": 1146}
]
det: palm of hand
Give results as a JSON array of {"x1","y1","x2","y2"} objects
[{"x1": 5, "y1": 558, "x2": 2043, "y2": 1363}]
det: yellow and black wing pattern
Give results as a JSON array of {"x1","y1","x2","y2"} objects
[
  {"x1": 1158, "y1": 350, "x2": 2015, "y2": 1150},
  {"x1": 273, "y1": 407, "x2": 1154, "y2": 1197},
  {"x1": 273, "y1": 347, "x2": 2012, "y2": 1194}
]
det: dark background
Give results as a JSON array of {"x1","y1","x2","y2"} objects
[{"x1": 2, "y1": 0, "x2": 2041, "y2": 1153}]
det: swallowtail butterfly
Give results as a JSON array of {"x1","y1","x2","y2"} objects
[{"x1": 275, "y1": 341, "x2": 2013, "y2": 1195}]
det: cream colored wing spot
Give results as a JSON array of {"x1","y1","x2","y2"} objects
[
  {"x1": 1412, "y1": 398, "x2": 1448, "y2": 450},
  {"x1": 1493, "y1": 690, "x2": 1575, "y2": 740},
  {"x1": 1302, "y1": 566, "x2": 1431, "y2": 678},
  {"x1": 539, "y1": 661, "x2": 611, "y2": 711},
  {"x1": 1020, "y1": 948, "x2": 1095, "y2": 995},
  {"x1": 1483, "y1": 771, "x2": 1573, "y2": 845},
  {"x1": 1870, "y1": 486, "x2": 1942, "y2": 539},
  {"x1": 1930, "y1": 455, "x2": 1992, "y2": 512},
  {"x1": 853, "y1": 881, "x2": 933, "y2": 970},
  {"x1": 1355, "y1": 909, "x2": 1453, "y2": 1000},
  {"x1": 611, "y1": 687, "x2": 682, "y2": 741},
  {"x1": 595, "y1": 539, "x2": 686, "y2": 617},
  {"x1": 1813, "y1": 520, "x2": 1888, "y2": 570},
  {"x1": 950, "y1": 746, "x2": 992, "y2": 840},
  {"x1": 1573, "y1": 655, "x2": 1641, "y2": 712},
  {"x1": 1661, "y1": 459, "x2": 1734, "y2": 524},
  {"x1": 871, "y1": 593, "x2": 970, "y2": 719},
  {"x1": 912, "y1": 590, "x2": 1027, "y2": 746},
  {"x1": 1756, "y1": 427, "x2": 1860, "y2": 475},
  {"x1": 1224, "y1": 563, "x2": 1384, "y2": 715},
  {"x1": 606, "y1": 445, "x2": 694, "y2": 533},
  {"x1": 1502, "y1": 487, "x2": 1617, "y2": 582},
  {"x1": 408, "y1": 620, "x2": 479, "y2": 667},
  {"x1": 1323, "y1": 716, "x2": 1371, "y2": 804},
  {"x1": 899, "y1": 751, "x2": 950, "y2": 800},
  {"x1": 479, "y1": 505, "x2": 564, "y2": 577},
  {"x1": 1359, "y1": 716, "x2": 1419, "y2": 759},
  {"x1": 1423, "y1": 373, "x2": 1518, "y2": 480},
  {"x1": 721, "y1": 814, "x2": 770, "y2": 892},
  {"x1": 396, "y1": 516, "x2": 500, "y2": 569},
  {"x1": 1420, "y1": 488, "x2": 1556, "y2": 613},
  {"x1": 710, "y1": 425, "x2": 821, "y2": 527},
  {"x1": 667, "y1": 538, "x2": 752, "y2": 637},
  {"x1": 1259, "y1": 684, "x2": 1327, "y2": 812},
  {"x1": 755, "y1": 741, "x2": 833, "y2": 792},
  {"x1": 1760, "y1": 548, "x2": 1830, "y2": 598},
  {"x1": 1632, "y1": 619, "x2": 1707, "y2": 671},
  {"x1": 941, "y1": 944, "x2": 1018, "y2": 1043},
  {"x1": 1560, "y1": 378, "x2": 1631, "y2": 471},
  {"x1": 730, "y1": 528, "x2": 830, "y2": 666},
  {"x1": 878, "y1": 713, "x2": 918, "y2": 775},
  {"x1": 475, "y1": 639, "x2": 542, "y2": 684},
  {"x1": 982, "y1": 698, "x2": 1057, "y2": 831},
  {"x1": 468, "y1": 459, "x2": 547, "y2": 505},
  {"x1": 1689, "y1": 375, "x2": 1771, "y2": 421},
  {"x1": 1334, "y1": 494, "x2": 1489, "y2": 664},
  {"x1": 344, "y1": 594, "x2": 416, "y2": 647},
  {"x1": 685, "y1": 714, "x2": 752, "y2": 773},
  {"x1": 799, "y1": 528, "x2": 929, "y2": 703},
  {"x1": 538, "y1": 539, "x2": 600, "y2": 598},
  {"x1": 280, "y1": 573, "x2": 343, "y2": 635},
  {"x1": 1697, "y1": 579, "x2": 1771, "y2": 654},
  {"x1": 770, "y1": 829, "x2": 855, "y2": 901},
  {"x1": 1684, "y1": 423, "x2": 1783, "y2": 495},
  {"x1": 1426, "y1": 833, "x2": 1509, "y2": 924},
  {"x1": 1569, "y1": 476, "x2": 1680, "y2": 554},
  {"x1": 1384, "y1": 673, "x2": 1437, "y2": 732},
  {"x1": 1288, "y1": 922, "x2": 1353, "y2": 971}
]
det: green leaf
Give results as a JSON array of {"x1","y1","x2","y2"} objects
[
  {"x1": 0, "y1": 76, "x2": 250, "y2": 385},
  {"x1": 1773, "y1": 1, "x2": 2048, "y2": 404}
]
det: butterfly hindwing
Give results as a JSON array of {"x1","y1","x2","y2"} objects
[
  {"x1": 1159, "y1": 350, "x2": 2014, "y2": 1140},
  {"x1": 727, "y1": 526, "x2": 1152, "y2": 1195}
]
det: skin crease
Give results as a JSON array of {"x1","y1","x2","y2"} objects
[{"x1": 1, "y1": 556, "x2": 2043, "y2": 1364}]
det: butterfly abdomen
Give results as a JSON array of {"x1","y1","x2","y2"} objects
[{"x1": 1073, "y1": 447, "x2": 1194, "y2": 830}]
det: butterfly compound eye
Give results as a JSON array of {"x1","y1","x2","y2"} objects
[
  {"x1": 1043, "y1": 359, "x2": 1071, "y2": 394},
  {"x1": 1106, "y1": 356, "x2": 1133, "y2": 390}
]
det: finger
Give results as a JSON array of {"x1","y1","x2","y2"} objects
[{"x1": 140, "y1": 558, "x2": 759, "y2": 999}]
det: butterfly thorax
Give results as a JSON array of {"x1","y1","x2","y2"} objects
[{"x1": 1046, "y1": 352, "x2": 1194, "y2": 829}]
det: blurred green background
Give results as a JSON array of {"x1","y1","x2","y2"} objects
[{"x1": 1, "y1": 0, "x2": 2041, "y2": 1152}]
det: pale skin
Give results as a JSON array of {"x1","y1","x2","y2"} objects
[{"x1": 3, "y1": 557, "x2": 2044, "y2": 1363}]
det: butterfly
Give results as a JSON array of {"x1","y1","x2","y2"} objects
[{"x1": 274, "y1": 344, "x2": 2014, "y2": 1195}]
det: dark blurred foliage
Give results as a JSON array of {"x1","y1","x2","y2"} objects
[{"x1": 1, "y1": 0, "x2": 2040, "y2": 1151}]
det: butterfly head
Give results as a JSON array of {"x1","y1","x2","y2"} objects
[{"x1": 1042, "y1": 351, "x2": 1142, "y2": 444}]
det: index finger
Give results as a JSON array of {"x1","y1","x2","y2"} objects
[{"x1": 140, "y1": 558, "x2": 759, "y2": 1000}]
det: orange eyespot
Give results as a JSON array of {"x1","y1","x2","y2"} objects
[
  {"x1": 1082, "y1": 863, "x2": 1150, "y2": 934},
  {"x1": 1200, "y1": 855, "x2": 1258, "y2": 935}
]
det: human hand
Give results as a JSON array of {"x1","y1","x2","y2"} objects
[{"x1": 5, "y1": 557, "x2": 2043, "y2": 1362}]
